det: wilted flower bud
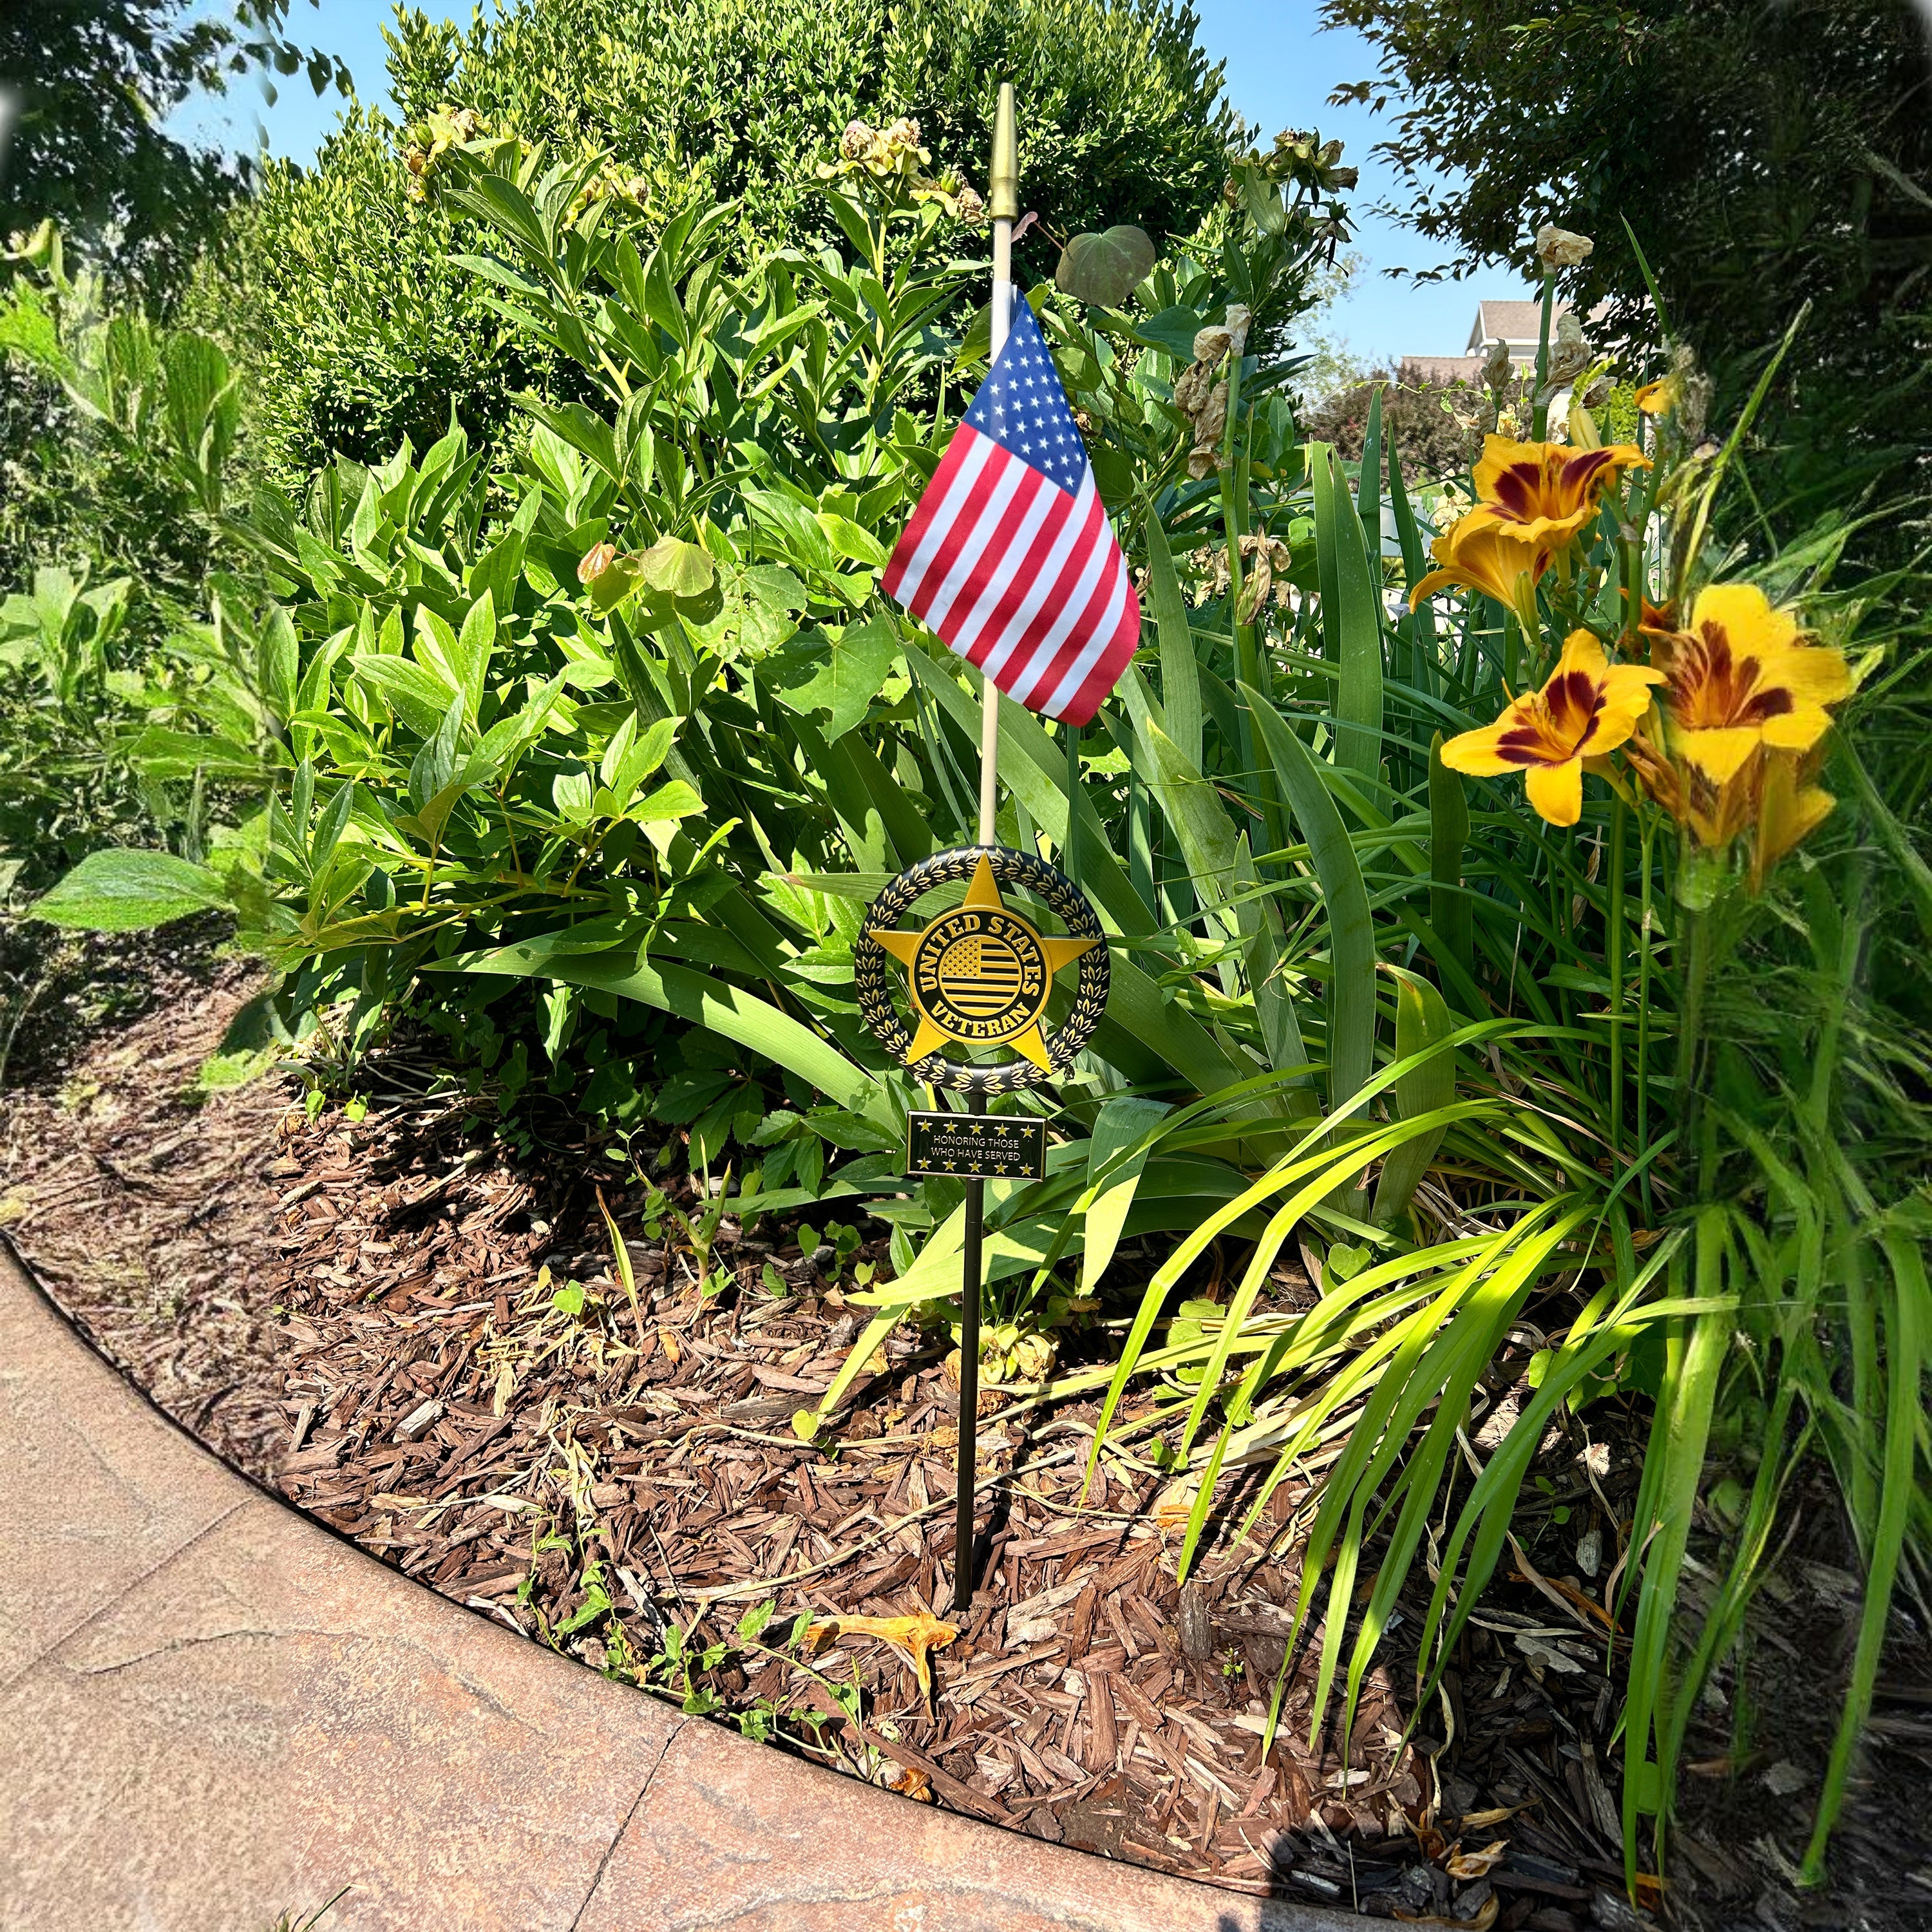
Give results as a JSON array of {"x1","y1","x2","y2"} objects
[
  {"x1": 840, "y1": 120, "x2": 873, "y2": 160},
  {"x1": 1191, "y1": 325, "x2": 1231, "y2": 365},
  {"x1": 956, "y1": 184, "x2": 985, "y2": 225},
  {"x1": 1582, "y1": 373, "x2": 1612, "y2": 408},
  {"x1": 1535, "y1": 223, "x2": 1594, "y2": 272},
  {"x1": 1195, "y1": 378, "x2": 1229, "y2": 446},
  {"x1": 1544, "y1": 312, "x2": 1591, "y2": 388},
  {"x1": 1224, "y1": 303, "x2": 1253, "y2": 359},
  {"x1": 1482, "y1": 338, "x2": 1512, "y2": 396}
]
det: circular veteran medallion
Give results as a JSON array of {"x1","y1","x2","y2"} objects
[{"x1": 855, "y1": 845, "x2": 1110, "y2": 1094}]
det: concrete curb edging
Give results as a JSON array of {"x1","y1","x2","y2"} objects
[{"x1": 0, "y1": 1248, "x2": 1361, "y2": 1932}]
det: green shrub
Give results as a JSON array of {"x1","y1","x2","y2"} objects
[{"x1": 191, "y1": 0, "x2": 1235, "y2": 486}]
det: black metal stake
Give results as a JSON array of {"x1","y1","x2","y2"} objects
[{"x1": 952, "y1": 1089, "x2": 987, "y2": 1611}]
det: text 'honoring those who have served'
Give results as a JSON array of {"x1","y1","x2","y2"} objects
[{"x1": 905, "y1": 1111, "x2": 1047, "y2": 1180}]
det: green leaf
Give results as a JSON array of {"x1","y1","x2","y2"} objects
[
  {"x1": 1312, "y1": 444, "x2": 1385, "y2": 783},
  {"x1": 1144, "y1": 516, "x2": 1201, "y2": 768},
  {"x1": 32, "y1": 849, "x2": 227, "y2": 931},
  {"x1": 635, "y1": 537, "x2": 717, "y2": 599},
  {"x1": 1424, "y1": 740, "x2": 1474, "y2": 1002},
  {"x1": 769, "y1": 613, "x2": 899, "y2": 739},
  {"x1": 1078, "y1": 1097, "x2": 1170, "y2": 1297},
  {"x1": 814, "y1": 513, "x2": 888, "y2": 570},
  {"x1": 434, "y1": 934, "x2": 886, "y2": 1121},
  {"x1": 1371, "y1": 971, "x2": 1456, "y2": 1226},
  {"x1": 1056, "y1": 226, "x2": 1157, "y2": 308},
  {"x1": 1244, "y1": 688, "x2": 1377, "y2": 1121}
]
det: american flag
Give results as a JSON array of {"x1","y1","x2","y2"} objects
[{"x1": 883, "y1": 294, "x2": 1139, "y2": 726}]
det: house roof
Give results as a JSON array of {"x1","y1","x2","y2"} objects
[
  {"x1": 1466, "y1": 299, "x2": 1551, "y2": 351},
  {"x1": 1401, "y1": 354, "x2": 1484, "y2": 385}
]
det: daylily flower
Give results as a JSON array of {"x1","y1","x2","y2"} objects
[
  {"x1": 1409, "y1": 518, "x2": 1553, "y2": 633},
  {"x1": 1441, "y1": 630, "x2": 1665, "y2": 827},
  {"x1": 1634, "y1": 375, "x2": 1680, "y2": 416},
  {"x1": 1648, "y1": 583, "x2": 1852, "y2": 784},
  {"x1": 1464, "y1": 435, "x2": 1650, "y2": 549}
]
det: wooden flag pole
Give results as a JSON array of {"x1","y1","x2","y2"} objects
[{"x1": 952, "y1": 80, "x2": 1018, "y2": 1614}]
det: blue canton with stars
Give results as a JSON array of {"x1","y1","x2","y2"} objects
[{"x1": 961, "y1": 295, "x2": 1090, "y2": 496}]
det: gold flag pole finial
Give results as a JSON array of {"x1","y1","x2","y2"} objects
[{"x1": 990, "y1": 80, "x2": 1018, "y2": 223}]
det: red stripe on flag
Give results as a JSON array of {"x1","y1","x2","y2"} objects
[
  {"x1": 1056, "y1": 583, "x2": 1143, "y2": 726},
  {"x1": 1019, "y1": 551, "x2": 1131, "y2": 714}
]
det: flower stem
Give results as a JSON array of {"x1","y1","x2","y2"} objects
[
  {"x1": 1609, "y1": 795, "x2": 1627, "y2": 1161},
  {"x1": 1637, "y1": 812, "x2": 1656, "y2": 1221},
  {"x1": 1531, "y1": 270, "x2": 1557, "y2": 440},
  {"x1": 1675, "y1": 902, "x2": 1715, "y2": 1193}
]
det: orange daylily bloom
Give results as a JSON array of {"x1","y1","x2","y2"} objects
[
  {"x1": 1409, "y1": 516, "x2": 1553, "y2": 633},
  {"x1": 1464, "y1": 434, "x2": 1650, "y2": 549},
  {"x1": 1649, "y1": 583, "x2": 1852, "y2": 784},
  {"x1": 1441, "y1": 630, "x2": 1665, "y2": 827}
]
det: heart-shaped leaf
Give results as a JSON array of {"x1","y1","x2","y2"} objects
[
  {"x1": 634, "y1": 536, "x2": 717, "y2": 599},
  {"x1": 1056, "y1": 225, "x2": 1157, "y2": 308}
]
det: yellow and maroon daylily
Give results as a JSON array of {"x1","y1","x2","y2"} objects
[
  {"x1": 1441, "y1": 630, "x2": 1665, "y2": 827},
  {"x1": 1409, "y1": 518, "x2": 1552, "y2": 634},
  {"x1": 1649, "y1": 583, "x2": 1852, "y2": 784},
  {"x1": 1464, "y1": 434, "x2": 1649, "y2": 549}
]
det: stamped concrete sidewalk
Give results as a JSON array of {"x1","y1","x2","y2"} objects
[{"x1": 1, "y1": 1249, "x2": 1358, "y2": 1932}]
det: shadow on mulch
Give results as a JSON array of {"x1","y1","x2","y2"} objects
[{"x1": 2, "y1": 930, "x2": 1927, "y2": 1932}]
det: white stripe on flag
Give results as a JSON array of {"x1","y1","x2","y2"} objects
[
  {"x1": 890, "y1": 432, "x2": 996, "y2": 605},
  {"x1": 978, "y1": 469, "x2": 1099, "y2": 683}
]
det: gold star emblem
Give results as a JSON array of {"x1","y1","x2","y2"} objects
[{"x1": 867, "y1": 853, "x2": 1097, "y2": 1073}]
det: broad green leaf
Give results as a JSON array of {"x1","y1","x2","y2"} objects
[
  {"x1": 635, "y1": 536, "x2": 716, "y2": 599},
  {"x1": 1056, "y1": 226, "x2": 1157, "y2": 308},
  {"x1": 768, "y1": 612, "x2": 898, "y2": 739},
  {"x1": 32, "y1": 849, "x2": 228, "y2": 931}
]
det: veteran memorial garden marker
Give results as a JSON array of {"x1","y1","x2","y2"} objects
[{"x1": 855, "y1": 83, "x2": 1140, "y2": 1606}]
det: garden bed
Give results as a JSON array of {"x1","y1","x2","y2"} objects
[{"x1": 3, "y1": 937, "x2": 1926, "y2": 1930}]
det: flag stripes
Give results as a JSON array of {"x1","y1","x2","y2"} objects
[{"x1": 882, "y1": 296, "x2": 1139, "y2": 726}]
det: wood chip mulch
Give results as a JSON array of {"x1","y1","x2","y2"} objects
[{"x1": 3, "y1": 935, "x2": 1927, "y2": 1932}]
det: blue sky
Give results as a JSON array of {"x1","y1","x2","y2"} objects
[{"x1": 173, "y1": 0, "x2": 1531, "y2": 363}]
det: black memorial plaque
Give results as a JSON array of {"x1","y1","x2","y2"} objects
[{"x1": 906, "y1": 1110, "x2": 1046, "y2": 1180}]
